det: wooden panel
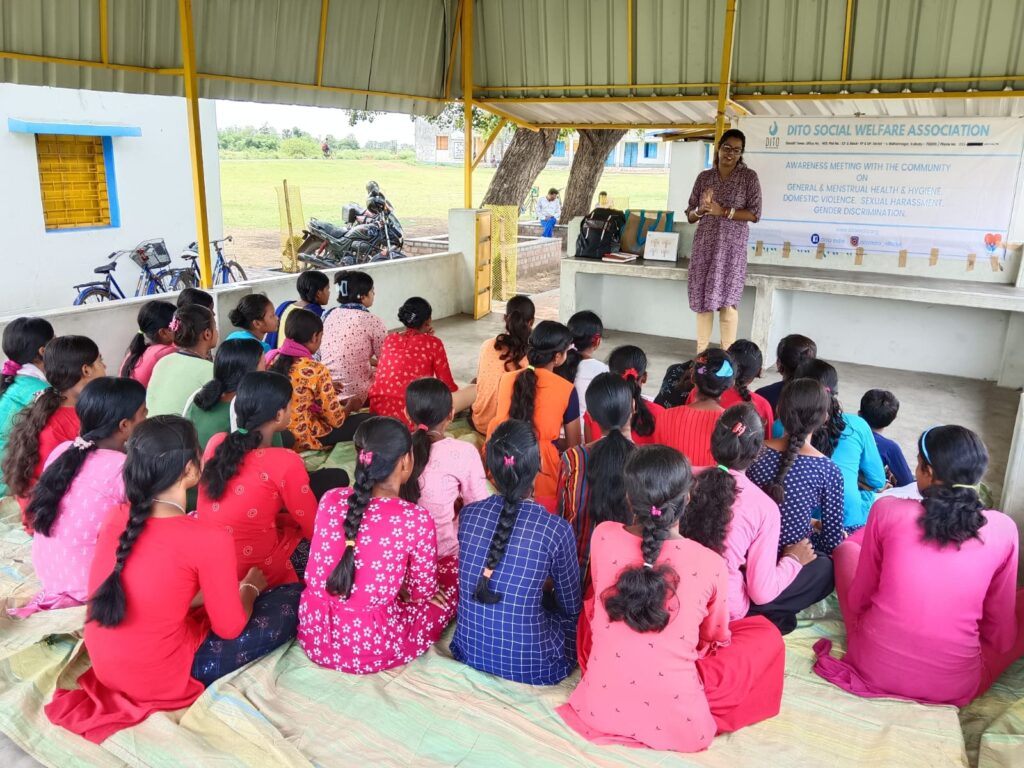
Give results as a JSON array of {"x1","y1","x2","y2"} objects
[{"x1": 474, "y1": 210, "x2": 492, "y2": 319}]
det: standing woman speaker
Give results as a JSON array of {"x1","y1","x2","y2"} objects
[{"x1": 686, "y1": 130, "x2": 762, "y2": 353}]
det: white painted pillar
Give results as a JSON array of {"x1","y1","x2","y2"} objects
[
  {"x1": 447, "y1": 208, "x2": 479, "y2": 315},
  {"x1": 1001, "y1": 394, "x2": 1024, "y2": 583}
]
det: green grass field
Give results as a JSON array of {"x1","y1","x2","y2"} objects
[{"x1": 219, "y1": 158, "x2": 669, "y2": 233}]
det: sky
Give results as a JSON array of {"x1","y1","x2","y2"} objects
[{"x1": 215, "y1": 100, "x2": 417, "y2": 144}]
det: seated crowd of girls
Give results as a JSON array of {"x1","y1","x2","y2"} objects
[{"x1": 0, "y1": 284, "x2": 1020, "y2": 753}]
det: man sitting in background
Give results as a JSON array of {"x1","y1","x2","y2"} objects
[{"x1": 537, "y1": 188, "x2": 561, "y2": 238}]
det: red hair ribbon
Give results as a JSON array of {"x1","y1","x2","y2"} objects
[
  {"x1": 731, "y1": 422, "x2": 747, "y2": 436},
  {"x1": 623, "y1": 367, "x2": 639, "y2": 380}
]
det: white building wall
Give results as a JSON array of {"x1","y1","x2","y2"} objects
[{"x1": 0, "y1": 84, "x2": 222, "y2": 313}]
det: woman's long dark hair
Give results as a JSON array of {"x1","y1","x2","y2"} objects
[
  {"x1": 917, "y1": 425, "x2": 989, "y2": 547},
  {"x1": 766, "y1": 378, "x2": 830, "y2": 505},
  {"x1": 269, "y1": 310, "x2": 322, "y2": 377},
  {"x1": 120, "y1": 301, "x2": 175, "y2": 379},
  {"x1": 509, "y1": 321, "x2": 573, "y2": 423},
  {"x1": 193, "y1": 338, "x2": 265, "y2": 411},
  {"x1": 682, "y1": 404, "x2": 763, "y2": 554},
  {"x1": 776, "y1": 334, "x2": 817, "y2": 381},
  {"x1": 474, "y1": 419, "x2": 541, "y2": 603},
  {"x1": 494, "y1": 295, "x2": 535, "y2": 369},
  {"x1": 1, "y1": 317, "x2": 54, "y2": 396},
  {"x1": 27, "y1": 378, "x2": 146, "y2": 537},
  {"x1": 603, "y1": 446, "x2": 692, "y2": 632},
  {"x1": 325, "y1": 417, "x2": 412, "y2": 598},
  {"x1": 555, "y1": 310, "x2": 603, "y2": 384},
  {"x1": 200, "y1": 372, "x2": 292, "y2": 500},
  {"x1": 3, "y1": 336, "x2": 100, "y2": 498},
  {"x1": 798, "y1": 359, "x2": 844, "y2": 457},
  {"x1": 608, "y1": 345, "x2": 656, "y2": 437},
  {"x1": 692, "y1": 348, "x2": 735, "y2": 401},
  {"x1": 228, "y1": 293, "x2": 272, "y2": 332},
  {"x1": 584, "y1": 373, "x2": 636, "y2": 527},
  {"x1": 727, "y1": 339, "x2": 762, "y2": 402},
  {"x1": 401, "y1": 378, "x2": 453, "y2": 504},
  {"x1": 398, "y1": 297, "x2": 432, "y2": 330},
  {"x1": 88, "y1": 416, "x2": 201, "y2": 627},
  {"x1": 172, "y1": 304, "x2": 216, "y2": 349}
]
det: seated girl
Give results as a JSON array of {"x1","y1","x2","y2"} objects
[
  {"x1": 686, "y1": 340, "x2": 773, "y2": 438},
  {"x1": 0, "y1": 317, "x2": 54, "y2": 496},
  {"x1": 45, "y1": 416, "x2": 298, "y2": 743},
  {"x1": 755, "y1": 333, "x2": 817, "y2": 416},
  {"x1": 3, "y1": 336, "x2": 106, "y2": 525},
  {"x1": 554, "y1": 310, "x2": 608, "y2": 424},
  {"x1": 652, "y1": 349, "x2": 734, "y2": 466},
  {"x1": 270, "y1": 310, "x2": 369, "y2": 451},
  {"x1": 585, "y1": 345, "x2": 662, "y2": 445},
  {"x1": 197, "y1": 372, "x2": 342, "y2": 587},
  {"x1": 119, "y1": 301, "x2": 176, "y2": 386},
  {"x1": 682, "y1": 403, "x2": 821, "y2": 632},
  {"x1": 451, "y1": 420, "x2": 581, "y2": 685},
  {"x1": 488, "y1": 321, "x2": 581, "y2": 509},
  {"x1": 798, "y1": 359, "x2": 885, "y2": 532},
  {"x1": 298, "y1": 416, "x2": 458, "y2": 674},
  {"x1": 471, "y1": 295, "x2": 534, "y2": 434},
  {"x1": 147, "y1": 305, "x2": 218, "y2": 417},
  {"x1": 269, "y1": 269, "x2": 330, "y2": 349},
  {"x1": 12, "y1": 378, "x2": 146, "y2": 616},
  {"x1": 746, "y1": 379, "x2": 842, "y2": 632},
  {"x1": 815, "y1": 425, "x2": 1024, "y2": 707},
  {"x1": 320, "y1": 271, "x2": 386, "y2": 408},
  {"x1": 369, "y1": 297, "x2": 474, "y2": 424},
  {"x1": 558, "y1": 445, "x2": 784, "y2": 753},
  {"x1": 403, "y1": 378, "x2": 489, "y2": 559},
  {"x1": 176, "y1": 287, "x2": 214, "y2": 311},
  {"x1": 225, "y1": 293, "x2": 278, "y2": 353}
]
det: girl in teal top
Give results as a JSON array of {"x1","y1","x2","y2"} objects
[
  {"x1": 225, "y1": 294, "x2": 278, "y2": 353},
  {"x1": 0, "y1": 318, "x2": 55, "y2": 496}
]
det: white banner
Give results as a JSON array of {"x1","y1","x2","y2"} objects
[{"x1": 737, "y1": 116, "x2": 1024, "y2": 261}]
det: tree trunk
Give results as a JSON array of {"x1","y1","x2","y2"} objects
[
  {"x1": 559, "y1": 129, "x2": 627, "y2": 223},
  {"x1": 480, "y1": 128, "x2": 559, "y2": 207}
]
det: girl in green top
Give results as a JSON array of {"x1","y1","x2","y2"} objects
[
  {"x1": 146, "y1": 305, "x2": 219, "y2": 417},
  {"x1": 0, "y1": 318, "x2": 55, "y2": 496}
]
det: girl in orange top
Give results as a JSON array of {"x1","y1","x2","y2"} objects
[
  {"x1": 471, "y1": 295, "x2": 534, "y2": 434},
  {"x1": 653, "y1": 349, "x2": 734, "y2": 467},
  {"x1": 488, "y1": 321, "x2": 581, "y2": 509}
]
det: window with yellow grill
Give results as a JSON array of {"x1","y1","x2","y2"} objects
[{"x1": 35, "y1": 134, "x2": 112, "y2": 230}]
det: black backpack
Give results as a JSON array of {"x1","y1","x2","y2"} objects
[{"x1": 575, "y1": 208, "x2": 626, "y2": 259}]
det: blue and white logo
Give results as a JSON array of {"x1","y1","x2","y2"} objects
[
  {"x1": 810, "y1": 233, "x2": 820, "y2": 245},
  {"x1": 768, "y1": 121, "x2": 779, "y2": 137}
]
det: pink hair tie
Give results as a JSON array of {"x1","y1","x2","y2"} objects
[
  {"x1": 650, "y1": 505, "x2": 662, "y2": 517},
  {"x1": 731, "y1": 422, "x2": 747, "y2": 436},
  {"x1": 73, "y1": 436, "x2": 94, "y2": 450},
  {"x1": 169, "y1": 317, "x2": 182, "y2": 333},
  {"x1": 416, "y1": 423, "x2": 430, "y2": 432},
  {"x1": 503, "y1": 455, "x2": 516, "y2": 467},
  {"x1": 622, "y1": 367, "x2": 639, "y2": 380},
  {"x1": 358, "y1": 450, "x2": 374, "y2": 466},
  {"x1": 1, "y1": 360, "x2": 21, "y2": 377}
]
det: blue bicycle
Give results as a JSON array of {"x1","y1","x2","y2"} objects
[
  {"x1": 72, "y1": 239, "x2": 193, "y2": 305},
  {"x1": 180, "y1": 236, "x2": 247, "y2": 285}
]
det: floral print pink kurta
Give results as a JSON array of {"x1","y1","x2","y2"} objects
[
  {"x1": 687, "y1": 164, "x2": 762, "y2": 313},
  {"x1": 320, "y1": 306, "x2": 388, "y2": 401},
  {"x1": 298, "y1": 490, "x2": 458, "y2": 674}
]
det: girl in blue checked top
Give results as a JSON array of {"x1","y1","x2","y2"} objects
[{"x1": 451, "y1": 419, "x2": 582, "y2": 685}]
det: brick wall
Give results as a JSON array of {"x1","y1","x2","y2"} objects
[{"x1": 518, "y1": 222, "x2": 568, "y2": 251}]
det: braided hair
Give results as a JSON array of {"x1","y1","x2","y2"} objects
[
  {"x1": 776, "y1": 334, "x2": 817, "y2": 381},
  {"x1": 1, "y1": 317, "x2": 54, "y2": 396},
  {"x1": 584, "y1": 373, "x2": 636, "y2": 527},
  {"x1": 766, "y1": 378, "x2": 830, "y2": 504},
  {"x1": 88, "y1": 415, "x2": 201, "y2": 627},
  {"x1": 727, "y1": 339, "x2": 763, "y2": 403},
  {"x1": 192, "y1": 338, "x2": 265, "y2": 411},
  {"x1": 27, "y1": 377, "x2": 146, "y2": 537},
  {"x1": 608, "y1": 345, "x2": 656, "y2": 437},
  {"x1": 798, "y1": 359, "x2": 845, "y2": 457},
  {"x1": 603, "y1": 445, "x2": 692, "y2": 633},
  {"x1": 917, "y1": 425, "x2": 989, "y2": 547},
  {"x1": 474, "y1": 419, "x2": 541, "y2": 603},
  {"x1": 120, "y1": 301, "x2": 175, "y2": 379},
  {"x1": 682, "y1": 404, "x2": 763, "y2": 553},
  {"x1": 401, "y1": 378, "x2": 453, "y2": 504},
  {"x1": 509, "y1": 321, "x2": 573, "y2": 423},
  {"x1": 555, "y1": 310, "x2": 603, "y2": 384},
  {"x1": 325, "y1": 417, "x2": 412, "y2": 598},
  {"x1": 200, "y1": 372, "x2": 292, "y2": 500},
  {"x1": 494, "y1": 295, "x2": 535, "y2": 369},
  {"x1": 692, "y1": 348, "x2": 735, "y2": 401},
  {"x1": 3, "y1": 335, "x2": 100, "y2": 498}
]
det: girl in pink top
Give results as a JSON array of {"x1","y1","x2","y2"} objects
[
  {"x1": 815, "y1": 425, "x2": 1024, "y2": 706},
  {"x1": 120, "y1": 301, "x2": 177, "y2": 387},
  {"x1": 683, "y1": 404, "x2": 816, "y2": 623},
  {"x1": 403, "y1": 379, "x2": 488, "y2": 558},
  {"x1": 13, "y1": 378, "x2": 148, "y2": 616},
  {"x1": 559, "y1": 445, "x2": 785, "y2": 753},
  {"x1": 319, "y1": 271, "x2": 387, "y2": 407},
  {"x1": 298, "y1": 416, "x2": 458, "y2": 674}
]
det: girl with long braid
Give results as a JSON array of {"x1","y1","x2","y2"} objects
[
  {"x1": 298, "y1": 416, "x2": 457, "y2": 674},
  {"x1": 471, "y1": 294, "x2": 534, "y2": 434},
  {"x1": 559, "y1": 445, "x2": 784, "y2": 753},
  {"x1": 46, "y1": 416, "x2": 300, "y2": 743},
  {"x1": 12, "y1": 378, "x2": 147, "y2": 617},
  {"x1": 684, "y1": 339, "x2": 774, "y2": 439},
  {"x1": 451, "y1": 420, "x2": 581, "y2": 685},
  {"x1": 585, "y1": 345, "x2": 663, "y2": 445}
]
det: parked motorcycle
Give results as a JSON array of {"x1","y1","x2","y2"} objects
[{"x1": 298, "y1": 181, "x2": 406, "y2": 268}]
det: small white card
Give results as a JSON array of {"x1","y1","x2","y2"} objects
[{"x1": 644, "y1": 231, "x2": 680, "y2": 262}]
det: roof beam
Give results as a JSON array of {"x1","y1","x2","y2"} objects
[
  {"x1": 472, "y1": 118, "x2": 507, "y2": 170},
  {"x1": 475, "y1": 102, "x2": 538, "y2": 130},
  {"x1": 747, "y1": 89, "x2": 1024, "y2": 101},
  {"x1": 841, "y1": 0, "x2": 855, "y2": 82},
  {"x1": 444, "y1": 0, "x2": 465, "y2": 100},
  {"x1": 315, "y1": 0, "x2": 329, "y2": 87},
  {"x1": 480, "y1": 94, "x2": 716, "y2": 104},
  {"x1": 626, "y1": 0, "x2": 634, "y2": 90},
  {"x1": 99, "y1": 0, "x2": 109, "y2": 64},
  {"x1": 462, "y1": 0, "x2": 473, "y2": 207},
  {"x1": 714, "y1": 0, "x2": 738, "y2": 141}
]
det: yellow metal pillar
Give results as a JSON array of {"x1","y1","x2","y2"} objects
[
  {"x1": 178, "y1": 0, "x2": 213, "y2": 288},
  {"x1": 714, "y1": 0, "x2": 738, "y2": 142},
  {"x1": 462, "y1": 0, "x2": 474, "y2": 208}
]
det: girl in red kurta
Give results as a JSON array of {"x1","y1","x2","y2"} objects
[
  {"x1": 45, "y1": 416, "x2": 299, "y2": 743},
  {"x1": 198, "y1": 371, "x2": 345, "y2": 587},
  {"x1": 369, "y1": 297, "x2": 472, "y2": 426},
  {"x1": 558, "y1": 445, "x2": 784, "y2": 753},
  {"x1": 3, "y1": 335, "x2": 106, "y2": 529},
  {"x1": 653, "y1": 348, "x2": 734, "y2": 467},
  {"x1": 585, "y1": 345, "x2": 664, "y2": 444}
]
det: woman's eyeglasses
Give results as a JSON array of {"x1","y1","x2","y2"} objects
[{"x1": 720, "y1": 145, "x2": 743, "y2": 155}]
